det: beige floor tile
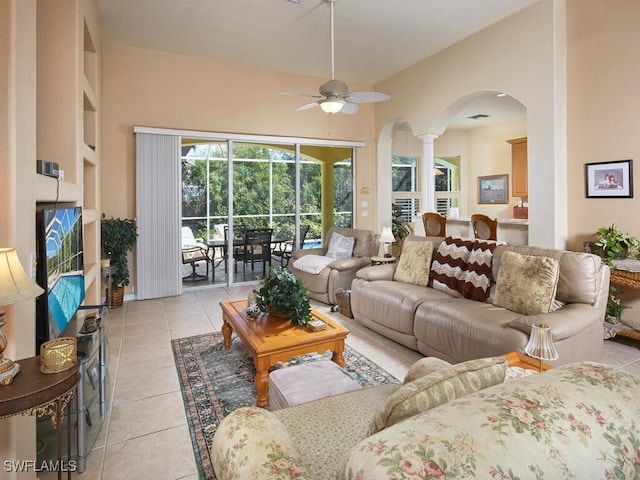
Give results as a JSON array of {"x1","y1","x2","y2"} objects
[
  {"x1": 113, "y1": 364, "x2": 180, "y2": 406},
  {"x1": 101, "y1": 426, "x2": 197, "y2": 480},
  {"x1": 106, "y1": 391, "x2": 186, "y2": 446},
  {"x1": 76, "y1": 294, "x2": 640, "y2": 479}
]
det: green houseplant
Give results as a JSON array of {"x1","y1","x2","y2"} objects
[
  {"x1": 253, "y1": 267, "x2": 312, "y2": 326},
  {"x1": 391, "y1": 203, "x2": 411, "y2": 240},
  {"x1": 101, "y1": 214, "x2": 137, "y2": 307},
  {"x1": 595, "y1": 224, "x2": 640, "y2": 267}
]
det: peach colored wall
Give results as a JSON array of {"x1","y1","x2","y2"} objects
[
  {"x1": 374, "y1": 0, "x2": 565, "y2": 248},
  {"x1": 1, "y1": 0, "x2": 40, "y2": 473},
  {"x1": 567, "y1": 0, "x2": 640, "y2": 318},
  {"x1": 100, "y1": 43, "x2": 377, "y2": 292}
]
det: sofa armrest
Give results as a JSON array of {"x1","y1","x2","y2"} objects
[
  {"x1": 327, "y1": 256, "x2": 371, "y2": 272},
  {"x1": 509, "y1": 303, "x2": 602, "y2": 341},
  {"x1": 356, "y1": 264, "x2": 395, "y2": 281},
  {"x1": 291, "y1": 247, "x2": 326, "y2": 261},
  {"x1": 211, "y1": 407, "x2": 315, "y2": 480}
]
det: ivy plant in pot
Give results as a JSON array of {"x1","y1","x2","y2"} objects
[
  {"x1": 253, "y1": 267, "x2": 312, "y2": 326},
  {"x1": 101, "y1": 214, "x2": 138, "y2": 308}
]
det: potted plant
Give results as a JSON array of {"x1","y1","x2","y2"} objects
[
  {"x1": 391, "y1": 203, "x2": 411, "y2": 256},
  {"x1": 606, "y1": 287, "x2": 629, "y2": 325},
  {"x1": 101, "y1": 214, "x2": 138, "y2": 308},
  {"x1": 594, "y1": 224, "x2": 640, "y2": 267},
  {"x1": 252, "y1": 266, "x2": 312, "y2": 326}
]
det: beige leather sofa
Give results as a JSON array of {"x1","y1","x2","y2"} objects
[
  {"x1": 351, "y1": 235, "x2": 610, "y2": 366},
  {"x1": 291, "y1": 227, "x2": 378, "y2": 305}
]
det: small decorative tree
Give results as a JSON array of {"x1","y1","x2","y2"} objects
[{"x1": 101, "y1": 214, "x2": 137, "y2": 307}]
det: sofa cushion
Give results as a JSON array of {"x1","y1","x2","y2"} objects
[
  {"x1": 326, "y1": 232, "x2": 355, "y2": 259},
  {"x1": 493, "y1": 251, "x2": 560, "y2": 315},
  {"x1": 403, "y1": 356, "x2": 451, "y2": 384},
  {"x1": 393, "y1": 240, "x2": 434, "y2": 287},
  {"x1": 368, "y1": 356, "x2": 507, "y2": 435},
  {"x1": 429, "y1": 236, "x2": 474, "y2": 297}
]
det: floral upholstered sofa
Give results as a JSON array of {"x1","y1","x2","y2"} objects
[{"x1": 211, "y1": 356, "x2": 640, "y2": 480}]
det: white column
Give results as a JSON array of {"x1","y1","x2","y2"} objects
[{"x1": 418, "y1": 133, "x2": 439, "y2": 214}]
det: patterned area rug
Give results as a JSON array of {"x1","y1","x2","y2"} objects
[{"x1": 171, "y1": 331, "x2": 400, "y2": 480}]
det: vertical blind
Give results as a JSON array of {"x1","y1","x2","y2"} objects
[{"x1": 135, "y1": 133, "x2": 182, "y2": 299}]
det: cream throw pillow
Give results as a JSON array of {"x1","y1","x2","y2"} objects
[
  {"x1": 393, "y1": 241, "x2": 434, "y2": 287},
  {"x1": 326, "y1": 232, "x2": 355, "y2": 259},
  {"x1": 368, "y1": 356, "x2": 507, "y2": 435},
  {"x1": 493, "y1": 251, "x2": 560, "y2": 315}
]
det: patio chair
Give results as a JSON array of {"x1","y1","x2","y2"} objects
[
  {"x1": 181, "y1": 227, "x2": 211, "y2": 281},
  {"x1": 239, "y1": 228, "x2": 273, "y2": 274},
  {"x1": 223, "y1": 225, "x2": 247, "y2": 273},
  {"x1": 274, "y1": 224, "x2": 310, "y2": 267}
]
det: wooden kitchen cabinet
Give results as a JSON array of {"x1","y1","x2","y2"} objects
[{"x1": 507, "y1": 137, "x2": 528, "y2": 198}]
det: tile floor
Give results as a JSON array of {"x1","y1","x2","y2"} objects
[{"x1": 45, "y1": 286, "x2": 640, "y2": 479}]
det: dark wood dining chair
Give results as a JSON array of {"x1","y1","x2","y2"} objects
[
  {"x1": 471, "y1": 214, "x2": 498, "y2": 241},
  {"x1": 421, "y1": 212, "x2": 447, "y2": 237}
]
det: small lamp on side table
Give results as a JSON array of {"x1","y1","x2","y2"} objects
[
  {"x1": 379, "y1": 226, "x2": 396, "y2": 258},
  {"x1": 524, "y1": 323, "x2": 558, "y2": 372},
  {"x1": 0, "y1": 248, "x2": 45, "y2": 385}
]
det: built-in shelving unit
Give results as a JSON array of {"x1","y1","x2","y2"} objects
[{"x1": 37, "y1": 0, "x2": 101, "y2": 306}]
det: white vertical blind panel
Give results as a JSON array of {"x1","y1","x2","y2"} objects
[{"x1": 135, "y1": 133, "x2": 181, "y2": 299}]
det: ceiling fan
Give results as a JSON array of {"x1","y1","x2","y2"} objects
[{"x1": 293, "y1": 0, "x2": 391, "y2": 115}]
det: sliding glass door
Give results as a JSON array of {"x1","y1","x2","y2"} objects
[{"x1": 181, "y1": 138, "x2": 355, "y2": 287}]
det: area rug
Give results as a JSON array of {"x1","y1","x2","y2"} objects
[{"x1": 172, "y1": 331, "x2": 400, "y2": 480}]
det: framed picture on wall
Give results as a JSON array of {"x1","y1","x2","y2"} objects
[
  {"x1": 585, "y1": 159, "x2": 633, "y2": 198},
  {"x1": 478, "y1": 174, "x2": 509, "y2": 204}
]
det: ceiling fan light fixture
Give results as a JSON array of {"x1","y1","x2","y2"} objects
[{"x1": 319, "y1": 98, "x2": 344, "y2": 114}]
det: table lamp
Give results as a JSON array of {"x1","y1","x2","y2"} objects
[
  {"x1": 379, "y1": 227, "x2": 396, "y2": 258},
  {"x1": 524, "y1": 323, "x2": 558, "y2": 372},
  {"x1": 0, "y1": 248, "x2": 44, "y2": 385}
]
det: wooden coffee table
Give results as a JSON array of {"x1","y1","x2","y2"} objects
[{"x1": 220, "y1": 299, "x2": 350, "y2": 408}]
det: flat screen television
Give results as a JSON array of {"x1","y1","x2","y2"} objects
[{"x1": 35, "y1": 206, "x2": 85, "y2": 353}]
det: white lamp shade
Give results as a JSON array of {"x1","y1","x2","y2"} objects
[
  {"x1": 379, "y1": 226, "x2": 395, "y2": 244},
  {"x1": 524, "y1": 323, "x2": 558, "y2": 362},
  {"x1": 319, "y1": 98, "x2": 344, "y2": 114},
  {"x1": 0, "y1": 248, "x2": 44, "y2": 307}
]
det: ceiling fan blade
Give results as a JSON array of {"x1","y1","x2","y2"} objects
[
  {"x1": 295, "y1": 102, "x2": 320, "y2": 112},
  {"x1": 341, "y1": 102, "x2": 360, "y2": 115},
  {"x1": 346, "y1": 91, "x2": 391, "y2": 104},
  {"x1": 279, "y1": 92, "x2": 323, "y2": 99}
]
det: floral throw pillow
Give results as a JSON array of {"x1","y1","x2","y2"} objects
[
  {"x1": 393, "y1": 241, "x2": 434, "y2": 287},
  {"x1": 493, "y1": 250, "x2": 560, "y2": 315}
]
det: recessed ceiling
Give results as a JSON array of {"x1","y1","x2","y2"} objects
[
  {"x1": 447, "y1": 95, "x2": 526, "y2": 130},
  {"x1": 97, "y1": 0, "x2": 539, "y2": 84}
]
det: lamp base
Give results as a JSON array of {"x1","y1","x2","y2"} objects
[{"x1": 0, "y1": 357, "x2": 20, "y2": 385}]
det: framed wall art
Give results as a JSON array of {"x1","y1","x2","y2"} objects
[
  {"x1": 585, "y1": 159, "x2": 633, "y2": 198},
  {"x1": 478, "y1": 174, "x2": 509, "y2": 204}
]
